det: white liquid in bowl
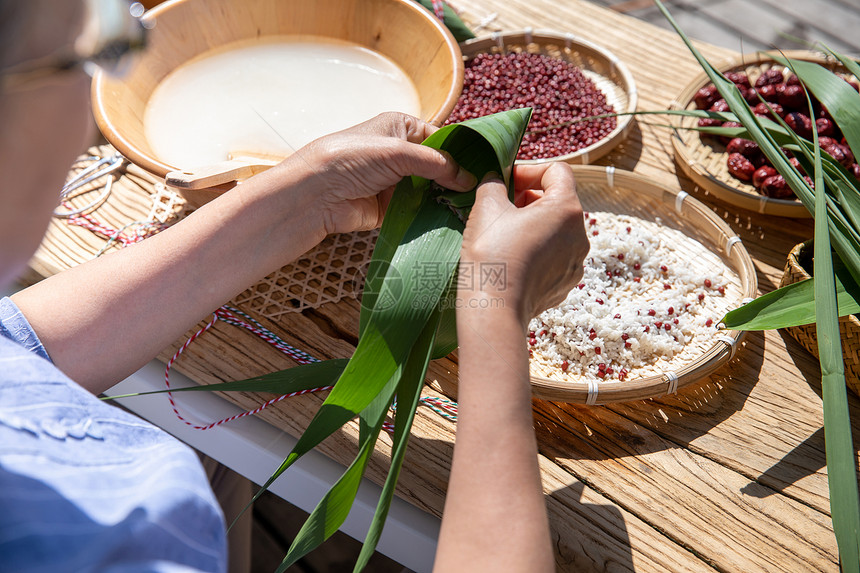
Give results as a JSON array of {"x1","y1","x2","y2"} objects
[{"x1": 144, "y1": 37, "x2": 421, "y2": 169}]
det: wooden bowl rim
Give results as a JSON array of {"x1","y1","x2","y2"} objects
[
  {"x1": 91, "y1": 0, "x2": 464, "y2": 179},
  {"x1": 669, "y1": 49, "x2": 849, "y2": 219},
  {"x1": 458, "y1": 29, "x2": 638, "y2": 165}
]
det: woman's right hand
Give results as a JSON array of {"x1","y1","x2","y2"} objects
[{"x1": 459, "y1": 162, "x2": 589, "y2": 326}]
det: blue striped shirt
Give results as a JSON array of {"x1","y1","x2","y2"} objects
[{"x1": 0, "y1": 297, "x2": 227, "y2": 572}]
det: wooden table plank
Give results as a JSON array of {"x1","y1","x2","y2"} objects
[{"x1": 23, "y1": 0, "x2": 853, "y2": 571}]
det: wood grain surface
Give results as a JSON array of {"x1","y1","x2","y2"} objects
[{"x1": 27, "y1": 0, "x2": 853, "y2": 571}]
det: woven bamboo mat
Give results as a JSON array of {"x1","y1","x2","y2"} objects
[{"x1": 31, "y1": 145, "x2": 377, "y2": 316}]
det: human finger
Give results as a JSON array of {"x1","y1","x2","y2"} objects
[{"x1": 381, "y1": 137, "x2": 477, "y2": 191}]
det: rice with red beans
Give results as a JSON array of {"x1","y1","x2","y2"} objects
[{"x1": 528, "y1": 211, "x2": 736, "y2": 382}]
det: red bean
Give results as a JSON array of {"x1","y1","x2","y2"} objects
[{"x1": 446, "y1": 52, "x2": 617, "y2": 160}]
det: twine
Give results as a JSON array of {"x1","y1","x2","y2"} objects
[
  {"x1": 161, "y1": 307, "x2": 459, "y2": 434},
  {"x1": 63, "y1": 187, "x2": 458, "y2": 434}
]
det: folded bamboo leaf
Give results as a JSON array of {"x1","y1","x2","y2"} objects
[{"x1": 263, "y1": 196, "x2": 463, "y2": 487}]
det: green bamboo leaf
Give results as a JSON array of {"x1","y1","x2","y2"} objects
[
  {"x1": 265, "y1": 196, "x2": 463, "y2": 486},
  {"x1": 102, "y1": 359, "x2": 348, "y2": 400},
  {"x1": 275, "y1": 365, "x2": 401, "y2": 572},
  {"x1": 722, "y1": 271, "x2": 860, "y2": 330},
  {"x1": 812, "y1": 124, "x2": 860, "y2": 573},
  {"x1": 353, "y1": 309, "x2": 442, "y2": 571},
  {"x1": 412, "y1": 0, "x2": 475, "y2": 43}
]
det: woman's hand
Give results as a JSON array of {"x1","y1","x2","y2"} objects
[
  {"x1": 459, "y1": 162, "x2": 589, "y2": 325},
  {"x1": 279, "y1": 112, "x2": 476, "y2": 235}
]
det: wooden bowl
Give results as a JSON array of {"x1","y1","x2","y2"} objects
[
  {"x1": 670, "y1": 50, "x2": 851, "y2": 218},
  {"x1": 91, "y1": 0, "x2": 464, "y2": 198},
  {"x1": 457, "y1": 30, "x2": 637, "y2": 165}
]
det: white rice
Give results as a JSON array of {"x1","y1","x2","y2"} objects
[{"x1": 528, "y1": 211, "x2": 734, "y2": 383}]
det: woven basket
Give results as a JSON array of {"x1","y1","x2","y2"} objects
[
  {"x1": 670, "y1": 50, "x2": 850, "y2": 218},
  {"x1": 779, "y1": 240, "x2": 860, "y2": 396},
  {"x1": 458, "y1": 30, "x2": 637, "y2": 165},
  {"x1": 524, "y1": 165, "x2": 757, "y2": 404}
]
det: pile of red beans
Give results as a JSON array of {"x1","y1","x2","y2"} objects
[
  {"x1": 445, "y1": 51, "x2": 617, "y2": 160},
  {"x1": 694, "y1": 68, "x2": 860, "y2": 199}
]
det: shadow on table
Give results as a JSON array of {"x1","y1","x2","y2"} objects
[
  {"x1": 531, "y1": 328, "x2": 766, "y2": 465},
  {"x1": 742, "y1": 328, "x2": 860, "y2": 499},
  {"x1": 546, "y1": 481, "x2": 634, "y2": 573}
]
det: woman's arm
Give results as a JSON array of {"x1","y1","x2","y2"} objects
[
  {"x1": 434, "y1": 164, "x2": 588, "y2": 572},
  {"x1": 12, "y1": 113, "x2": 475, "y2": 394}
]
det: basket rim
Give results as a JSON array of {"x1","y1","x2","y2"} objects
[
  {"x1": 526, "y1": 165, "x2": 758, "y2": 404},
  {"x1": 782, "y1": 240, "x2": 860, "y2": 328},
  {"x1": 459, "y1": 29, "x2": 638, "y2": 166},
  {"x1": 669, "y1": 49, "x2": 846, "y2": 219}
]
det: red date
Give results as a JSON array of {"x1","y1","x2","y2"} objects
[
  {"x1": 752, "y1": 165, "x2": 777, "y2": 188},
  {"x1": 694, "y1": 85, "x2": 719, "y2": 110},
  {"x1": 727, "y1": 153, "x2": 756, "y2": 181},
  {"x1": 727, "y1": 137, "x2": 759, "y2": 156},
  {"x1": 777, "y1": 84, "x2": 806, "y2": 109},
  {"x1": 760, "y1": 174, "x2": 793, "y2": 198},
  {"x1": 784, "y1": 112, "x2": 813, "y2": 138},
  {"x1": 726, "y1": 71, "x2": 751, "y2": 88},
  {"x1": 755, "y1": 68, "x2": 784, "y2": 88},
  {"x1": 753, "y1": 101, "x2": 784, "y2": 118}
]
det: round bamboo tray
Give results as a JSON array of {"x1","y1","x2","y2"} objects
[
  {"x1": 779, "y1": 240, "x2": 860, "y2": 396},
  {"x1": 527, "y1": 165, "x2": 757, "y2": 404},
  {"x1": 91, "y1": 0, "x2": 464, "y2": 200},
  {"x1": 458, "y1": 29, "x2": 637, "y2": 165},
  {"x1": 670, "y1": 50, "x2": 850, "y2": 218}
]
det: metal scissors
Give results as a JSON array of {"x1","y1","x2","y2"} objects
[{"x1": 54, "y1": 152, "x2": 125, "y2": 217}]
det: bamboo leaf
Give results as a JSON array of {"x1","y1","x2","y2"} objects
[
  {"x1": 654, "y1": 1, "x2": 860, "y2": 568},
  {"x1": 811, "y1": 115, "x2": 860, "y2": 573},
  {"x1": 102, "y1": 359, "x2": 348, "y2": 400},
  {"x1": 721, "y1": 274, "x2": 860, "y2": 330},
  {"x1": 276, "y1": 366, "x2": 401, "y2": 572},
  {"x1": 412, "y1": 0, "x2": 475, "y2": 43},
  {"x1": 353, "y1": 309, "x2": 442, "y2": 571}
]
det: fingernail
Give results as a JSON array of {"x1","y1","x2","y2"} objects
[{"x1": 456, "y1": 167, "x2": 477, "y2": 189}]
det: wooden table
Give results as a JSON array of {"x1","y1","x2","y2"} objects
[{"x1": 26, "y1": 1, "x2": 851, "y2": 571}]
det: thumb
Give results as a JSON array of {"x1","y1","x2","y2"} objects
[{"x1": 473, "y1": 172, "x2": 510, "y2": 210}]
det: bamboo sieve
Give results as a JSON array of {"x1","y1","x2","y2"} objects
[
  {"x1": 525, "y1": 165, "x2": 757, "y2": 404},
  {"x1": 779, "y1": 240, "x2": 860, "y2": 396},
  {"x1": 458, "y1": 30, "x2": 638, "y2": 165},
  {"x1": 670, "y1": 50, "x2": 851, "y2": 219}
]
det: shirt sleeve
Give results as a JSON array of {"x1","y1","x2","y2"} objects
[{"x1": 0, "y1": 296, "x2": 51, "y2": 361}]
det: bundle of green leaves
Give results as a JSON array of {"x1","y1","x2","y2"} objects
[{"x1": 654, "y1": 1, "x2": 860, "y2": 569}]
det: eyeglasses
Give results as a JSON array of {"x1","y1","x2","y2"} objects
[{"x1": 0, "y1": 0, "x2": 149, "y2": 91}]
